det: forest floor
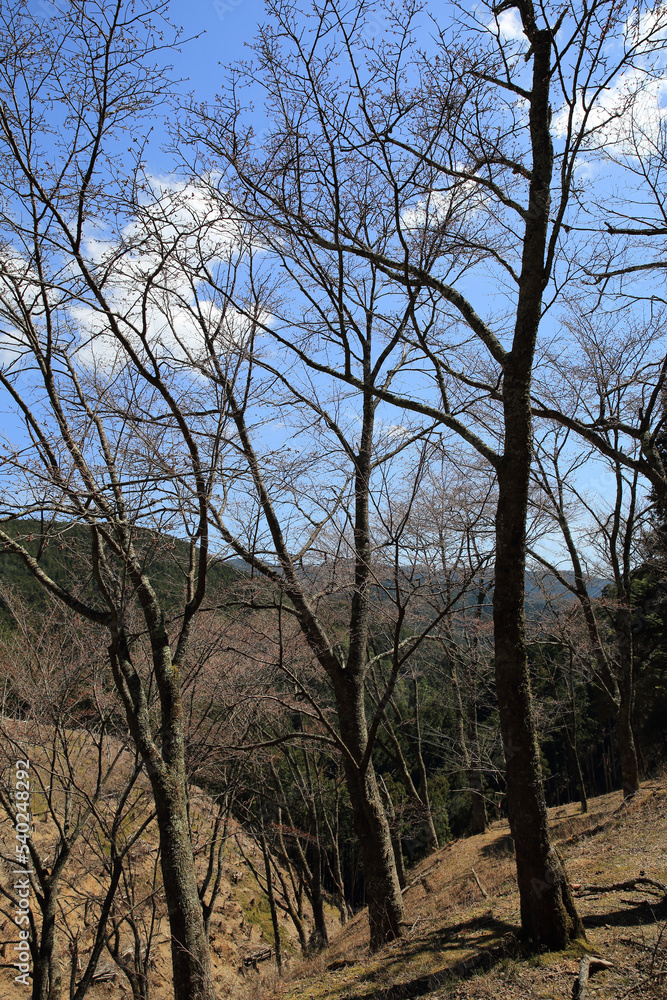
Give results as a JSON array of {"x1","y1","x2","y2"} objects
[
  {"x1": 1, "y1": 765, "x2": 665, "y2": 999},
  {"x1": 263, "y1": 778, "x2": 667, "y2": 1000}
]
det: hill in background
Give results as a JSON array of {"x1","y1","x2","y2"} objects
[{"x1": 0, "y1": 519, "x2": 241, "y2": 623}]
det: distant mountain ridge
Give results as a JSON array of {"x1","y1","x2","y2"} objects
[{"x1": 0, "y1": 519, "x2": 240, "y2": 623}]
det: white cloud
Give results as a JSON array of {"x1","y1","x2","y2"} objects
[
  {"x1": 401, "y1": 164, "x2": 490, "y2": 232},
  {"x1": 494, "y1": 8, "x2": 524, "y2": 43},
  {"x1": 553, "y1": 67, "x2": 667, "y2": 158},
  {"x1": 625, "y1": 6, "x2": 667, "y2": 50},
  {"x1": 0, "y1": 176, "x2": 249, "y2": 378},
  {"x1": 0, "y1": 251, "x2": 66, "y2": 363},
  {"x1": 70, "y1": 177, "x2": 251, "y2": 375},
  {"x1": 553, "y1": 5, "x2": 667, "y2": 159}
]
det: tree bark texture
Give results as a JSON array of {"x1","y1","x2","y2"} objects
[
  {"x1": 492, "y1": 9, "x2": 583, "y2": 948},
  {"x1": 110, "y1": 633, "x2": 217, "y2": 1000},
  {"x1": 152, "y1": 767, "x2": 217, "y2": 1000},
  {"x1": 615, "y1": 608, "x2": 640, "y2": 797},
  {"x1": 33, "y1": 884, "x2": 61, "y2": 1000},
  {"x1": 494, "y1": 462, "x2": 583, "y2": 946},
  {"x1": 334, "y1": 672, "x2": 404, "y2": 950}
]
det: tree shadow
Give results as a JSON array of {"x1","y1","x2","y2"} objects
[
  {"x1": 354, "y1": 914, "x2": 521, "y2": 1000},
  {"x1": 583, "y1": 896, "x2": 667, "y2": 929},
  {"x1": 479, "y1": 833, "x2": 515, "y2": 858}
]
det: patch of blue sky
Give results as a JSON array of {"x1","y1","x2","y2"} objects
[{"x1": 5, "y1": 1, "x2": 665, "y2": 570}]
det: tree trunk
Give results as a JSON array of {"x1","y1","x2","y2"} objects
[
  {"x1": 33, "y1": 884, "x2": 62, "y2": 1000},
  {"x1": 495, "y1": 448, "x2": 584, "y2": 948},
  {"x1": 379, "y1": 782, "x2": 407, "y2": 889},
  {"x1": 381, "y1": 717, "x2": 438, "y2": 855},
  {"x1": 566, "y1": 650, "x2": 588, "y2": 813},
  {"x1": 468, "y1": 703, "x2": 487, "y2": 835},
  {"x1": 566, "y1": 730, "x2": 588, "y2": 815},
  {"x1": 615, "y1": 608, "x2": 639, "y2": 798},
  {"x1": 110, "y1": 628, "x2": 217, "y2": 1000},
  {"x1": 334, "y1": 672, "x2": 403, "y2": 951},
  {"x1": 152, "y1": 767, "x2": 216, "y2": 1000},
  {"x1": 469, "y1": 770, "x2": 488, "y2": 836},
  {"x1": 390, "y1": 830, "x2": 407, "y2": 890},
  {"x1": 413, "y1": 676, "x2": 439, "y2": 851},
  {"x1": 308, "y1": 826, "x2": 329, "y2": 949},
  {"x1": 260, "y1": 833, "x2": 282, "y2": 972},
  {"x1": 490, "y1": 14, "x2": 583, "y2": 950},
  {"x1": 616, "y1": 697, "x2": 639, "y2": 799},
  {"x1": 325, "y1": 784, "x2": 352, "y2": 925},
  {"x1": 453, "y1": 663, "x2": 487, "y2": 835}
]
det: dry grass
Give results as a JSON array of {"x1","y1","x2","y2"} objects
[
  {"x1": 268, "y1": 779, "x2": 667, "y2": 1000},
  {"x1": 0, "y1": 723, "x2": 307, "y2": 1000},
  {"x1": 1, "y1": 730, "x2": 665, "y2": 1000}
]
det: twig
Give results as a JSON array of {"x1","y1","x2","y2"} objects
[
  {"x1": 471, "y1": 867, "x2": 488, "y2": 899},
  {"x1": 572, "y1": 956, "x2": 613, "y2": 999},
  {"x1": 649, "y1": 921, "x2": 667, "y2": 978},
  {"x1": 576, "y1": 876, "x2": 666, "y2": 897},
  {"x1": 572, "y1": 954, "x2": 591, "y2": 999}
]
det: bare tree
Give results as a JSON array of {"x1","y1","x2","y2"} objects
[
  {"x1": 0, "y1": 591, "x2": 152, "y2": 1000},
  {"x1": 367, "y1": 450, "x2": 496, "y2": 843},
  {"x1": 103, "y1": 842, "x2": 161, "y2": 1000},
  {"x1": 530, "y1": 415, "x2": 651, "y2": 798},
  {"x1": 532, "y1": 303, "x2": 667, "y2": 515},
  {"x1": 0, "y1": 5, "x2": 237, "y2": 997},
  {"x1": 176, "y1": 0, "x2": 667, "y2": 947},
  {"x1": 527, "y1": 585, "x2": 591, "y2": 814}
]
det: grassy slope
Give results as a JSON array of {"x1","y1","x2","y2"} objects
[
  {"x1": 0, "y1": 741, "x2": 664, "y2": 999},
  {"x1": 271, "y1": 779, "x2": 667, "y2": 1000},
  {"x1": 0, "y1": 723, "x2": 307, "y2": 1000}
]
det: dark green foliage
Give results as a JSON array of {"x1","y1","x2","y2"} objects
[
  {"x1": 0, "y1": 518, "x2": 239, "y2": 627},
  {"x1": 630, "y1": 568, "x2": 667, "y2": 770}
]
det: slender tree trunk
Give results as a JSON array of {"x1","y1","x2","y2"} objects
[
  {"x1": 334, "y1": 672, "x2": 403, "y2": 951},
  {"x1": 453, "y1": 663, "x2": 487, "y2": 835},
  {"x1": 33, "y1": 885, "x2": 62, "y2": 1000},
  {"x1": 566, "y1": 729, "x2": 588, "y2": 815},
  {"x1": 379, "y1": 780, "x2": 407, "y2": 889},
  {"x1": 469, "y1": 772, "x2": 487, "y2": 836},
  {"x1": 272, "y1": 810, "x2": 309, "y2": 953},
  {"x1": 566, "y1": 649, "x2": 588, "y2": 814},
  {"x1": 260, "y1": 833, "x2": 282, "y2": 972},
  {"x1": 615, "y1": 608, "x2": 639, "y2": 798},
  {"x1": 152, "y1": 767, "x2": 216, "y2": 1000},
  {"x1": 616, "y1": 697, "x2": 639, "y2": 799},
  {"x1": 490, "y1": 13, "x2": 583, "y2": 950},
  {"x1": 110, "y1": 635, "x2": 216, "y2": 1000},
  {"x1": 309, "y1": 824, "x2": 329, "y2": 949},
  {"x1": 412, "y1": 676, "x2": 439, "y2": 851},
  {"x1": 468, "y1": 703, "x2": 487, "y2": 835},
  {"x1": 300, "y1": 757, "x2": 329, "y2": 950},
  {"x1": 382, "y1": 719, "x2": 438, "y2": 854},
  {"x1": 390, "y1": 829, "x2": 407, "y2": 891},
  {"x1": 324, "y1": 783, "x2": 352, "y2": 925},
  {"x1": 495, "y1": 462, "x2": 583, "y2": 947}
]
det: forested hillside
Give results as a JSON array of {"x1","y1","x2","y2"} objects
[{"x1": 0, "y1": 519, "x2": 239, "y2": 620}]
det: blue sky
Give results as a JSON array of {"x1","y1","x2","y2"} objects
[
  {"x1": 171, "y1": 0, "x2": 267, "y2": 101},
  {"x1": 3, "y1": 0, "x2": 660, "y2": 570}
]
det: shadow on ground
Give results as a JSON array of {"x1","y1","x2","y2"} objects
[
  {"x1": 346, "y1": 916, "x2": 521, "y2": 1000},
  {"x1": 479, "y1": 834, "x2": 514, "y2": 859},
  {"x1": 583, "y1": 896, "x2": 667, "y2": 929}
]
